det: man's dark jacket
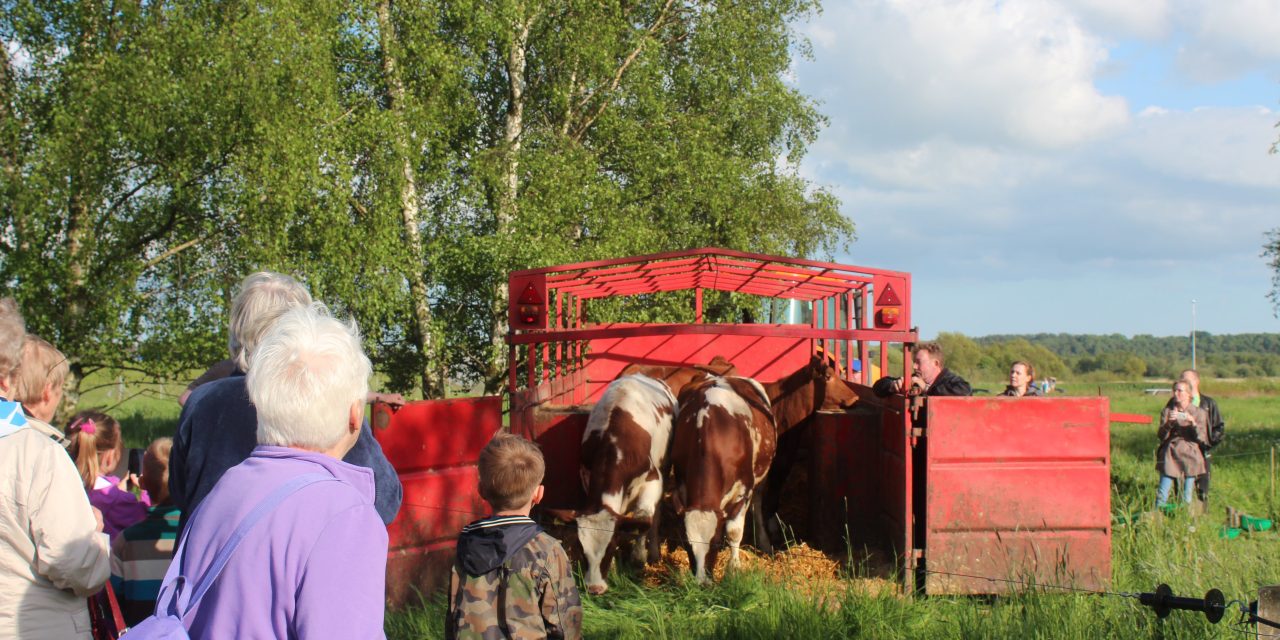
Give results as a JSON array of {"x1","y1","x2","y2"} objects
[
  {"x1": 169, "y1": 371, "x2": 403, "y2": 531},
  {"x1": 1164, "y1": 393, "x2": 1225, "y2": 449},
  {"x1": 872, "y1": 368, "x2": 972, "y2": 398}
]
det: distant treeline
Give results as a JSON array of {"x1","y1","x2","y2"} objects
[{"x1": 933, "y1": 332, "x2": 1280, "y2": 380}]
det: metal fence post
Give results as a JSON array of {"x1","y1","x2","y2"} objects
[{"x1": 1259, "y1": 585, "x2": 1280, "y2": 639}]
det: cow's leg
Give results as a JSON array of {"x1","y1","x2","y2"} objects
[
  {"x1": 577, "y1": 509, "x2": 617, "y2": 595},
  {"x1": 749, "y1": 487, "x2": 774, "y2": 555},
  {"x1": 725, "y1": 499, "x2": 749, "y2": 570},
  {"x1": 647, "y1": 497, "x2": 663, "y2": 564},
  {"x1": 685, "y1": 510, "x2": 718, "y2": 583},
  {"x1": 629, "y1": 471, "x2": 664, "y2": 565}
]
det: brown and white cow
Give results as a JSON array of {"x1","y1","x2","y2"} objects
[
  {"x1": 618, "y1": 355, "x2": 737, "y2": 397},
  {"x1": 568, "y1": 359, "x2": 738, "y2": 595},
  {"x1": 670, "y1": 355, "x2": 858, "y2": 582}
]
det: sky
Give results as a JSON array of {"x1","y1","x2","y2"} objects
[{"x1": 791, "y1": 0, "x2": 1280, "y2": 338}]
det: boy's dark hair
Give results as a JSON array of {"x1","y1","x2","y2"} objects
[{"x1": 478, "y1": 433, "x2": 545, "y2": 511}]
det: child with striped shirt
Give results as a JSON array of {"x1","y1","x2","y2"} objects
[{"x1": 109, "y1": 437, "x2": 181, "y2": 627}]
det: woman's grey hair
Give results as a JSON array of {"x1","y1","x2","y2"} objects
[
  {"x1": 228, "y1": 272, "x2": 313, "y2": 372},
  {"x1": 247, "y1": 304, "x2": 370, "y2": 450},
  {"x1": 0, "y1": 297, "x2": 26, "y2": 383}
]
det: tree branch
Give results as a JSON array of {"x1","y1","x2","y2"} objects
[
  {"x1": 570, "y1": 0, "x2": 675, "y2": 142},
  {"x1": 142, "y1": 235, "x2": 203, "y2": 270}
]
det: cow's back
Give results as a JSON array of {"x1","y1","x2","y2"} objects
[
  {"x1": 580, "y1": 374, "x2": 676, "y2": 507},
  {"x1": 672, "y1": 376, "x2": 774, "y2": 514}
]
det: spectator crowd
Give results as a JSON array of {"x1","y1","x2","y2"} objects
[{"x1": 0, "y1": 273, "x2": 582, "y2": 639}]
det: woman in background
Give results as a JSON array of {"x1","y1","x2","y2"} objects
[
  {"x1": 1156, "y1": 380, "x2": 1209, "y2": 507},
  {"x1": 1001, "y1": 361, "x2": 1043, "y2": 397}
]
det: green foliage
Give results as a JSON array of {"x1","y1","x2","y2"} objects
[
  {"x1": 1265, "y1": 228, "x2": 1279, "y2": 317},
  {"x1": 1, "y1": 0, "x2": 852, "y2": 402},
  {"x1": 973, "y1": 332, "x2": 1280, "y2": 380}
]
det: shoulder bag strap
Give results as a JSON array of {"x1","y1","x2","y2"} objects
[{"x1": 168, "y1": 472, "x2": 337, "y2": 616}]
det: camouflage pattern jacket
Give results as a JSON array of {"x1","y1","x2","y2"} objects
[{"x1": 446, "y1": 515, "x2": 583, "y2": 640}]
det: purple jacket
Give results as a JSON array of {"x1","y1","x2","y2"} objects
[
  {"x1": 89, "y1": 475, "x2": 149, "y2": 540},
  {"x1": 159, "y1": 446, "x2": 388, "y2": 639}
]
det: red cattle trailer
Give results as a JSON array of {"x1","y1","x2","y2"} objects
[{"x1": 374, "y1": 247, "x2": 1112, "y2": 603}]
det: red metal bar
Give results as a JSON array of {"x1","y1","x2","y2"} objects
[
  {"x1": 695, "y1": 288, "x2": 703, "y2": 323},
  {"x1": 546, "y1": 255, "x2": 705, "y2": 285},
  {"x1": 552, "y1": 291, "x2": 563, "y2": 378},
  {"x1": 1110, "y1": 413, "x2": 1153, "y2": 424},
  {"x1": 508, "y1": 323, "x2": 917, "y2": 345},
  {"x1": 828, "y1": 295, "x2": 837, "y2": 372},
  {"x1": 704, "y1": 255, "x2": 867, "y2": 285},
  {"x1": 575, "y1": 296, "x2": 584, "y2": 404},
  {"x1": 526, "y1": 344, "x2": 535, "y2": 391},
  {"x1": 558, "y1": 272, "x2": 852, "y2": 300},
  {"x1": 811, "y1": 298, "x2": 821, "y2": 364},
  {"x1": 511, "y1": 246, "x2": 911, "y2": 281}
]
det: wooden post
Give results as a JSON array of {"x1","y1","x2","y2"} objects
[{"x1": 1258, "y1": 586, "x2": 1280, "y2": 639}]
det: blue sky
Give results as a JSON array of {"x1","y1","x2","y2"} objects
[{"x1": 791, "y1": 0, "x2": 1280, "y2": 338}]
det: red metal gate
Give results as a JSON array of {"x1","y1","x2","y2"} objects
[
  {"x1": 373, "y1": 396, "x2": 503, "y2": 606},
  {"x1": 919, "y1": 397, "x2": 1112, "y2": 594}
]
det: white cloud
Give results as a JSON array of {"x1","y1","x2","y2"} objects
[
  {"x1": 1057, "y1": 0, "x2": 1171, "y2": 39},
  {"x1": 1174, "y1": 0, "x2": 1280, "y2": 82},
  {"x1": 800, "y1": 0, "x2": 1130, "y2": 150},
  {"x1": 794, "y1": 1, "x2": 1280, "y2": 334},
  {"x1": 1119, "y1": 106, "x2": 1280, "y2": 188}
]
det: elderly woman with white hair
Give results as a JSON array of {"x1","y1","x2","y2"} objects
[
  {"x1": 170, "y1": 272, "x2": 401, "y2": 531},
  {"x1": 152, "y1": 304, "x2": 388, "y2": 637},
  {"x1": 0, "y1": 298, "x2": 111, "y2": 638}
]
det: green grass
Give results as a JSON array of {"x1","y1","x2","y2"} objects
[
  {"x1": 83, "y1": 370, "x2": 1280, "y2": 638},
  {"x1": 70, "y1": 371, "x2": 188, "y2": 448}
]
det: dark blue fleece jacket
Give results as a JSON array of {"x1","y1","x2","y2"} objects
[{"x1": 169, "y1": 372, "x2": 402, "y2": 530}]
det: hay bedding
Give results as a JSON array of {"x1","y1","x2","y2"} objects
[{"x1": 640, "y1": 542, "x2": 897, "y2": 602}]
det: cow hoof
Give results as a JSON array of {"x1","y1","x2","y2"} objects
[{"x1": 587, "y1": 583, "x2": 609, "y2": 596}]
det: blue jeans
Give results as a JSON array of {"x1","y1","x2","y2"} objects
[{"x1": 1157, "y1": 475, "x2": 1196, "y2": 506}]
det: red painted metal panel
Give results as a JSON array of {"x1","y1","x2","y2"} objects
[
  {"x1": 512, "y1": 408, "x2": 589, "y2": 511},
  {"x1": 580, "y1": 333, "x2": 812, "y2": 404},
  {"x1": 373, "y1": 396, "x2": 503, "y2": 606},
  {"x1": 374, "y1": 397, "x2": 502, "y2": 473},
  {"x1": 921, "y1": 397, "x2": 1111, "y2": 594}
]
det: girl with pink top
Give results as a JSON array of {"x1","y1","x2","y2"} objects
[{"x1": 65, "y1": 410, "x2": 149, "y2": 539}]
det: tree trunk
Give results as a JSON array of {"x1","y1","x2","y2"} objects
[
  {"x1": 486, "y1": 12, "x2": 532, "y2": 393},
  {"x1": 377, "y1": 0, "x2": 440, "y2": 398}
]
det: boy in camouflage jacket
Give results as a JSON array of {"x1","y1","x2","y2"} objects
[{"x1": 447, "y1": 433, "x2": 582, "y2": 640}]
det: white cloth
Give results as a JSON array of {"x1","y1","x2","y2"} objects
[{"x1": 0, "y1": 419, "x2": 111, "y2": 639}]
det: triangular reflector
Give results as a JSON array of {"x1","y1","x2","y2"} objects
[
  {"x1": 518, "y1": 283, "x2": 542, "y2": 305},
  {"x1": 877, "y1": 283, "x2": 901, "y2": 306}
]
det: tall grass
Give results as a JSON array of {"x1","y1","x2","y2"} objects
[
  {"x1": 82, "y1": 369, "x2": 1280, "y2": 638},
  {"x1": 390, "y1": 379, "x2": 1280, "y2": 639}
]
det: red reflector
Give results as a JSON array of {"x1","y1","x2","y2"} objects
[
  {"x1": 518, "y1": 283, "x2": 542, "y2": 305},
  {"x1": 877, "y1": 284, "x2": 901, "y2": 306}
]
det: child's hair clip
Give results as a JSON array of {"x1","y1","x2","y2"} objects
[{"x1": 73, "y1": 418, "x2": 97, "y2": 435}]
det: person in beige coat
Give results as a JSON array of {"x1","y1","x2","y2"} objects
[
  {"x1": 1155, "y1": 379, "x2": 1210, "y2": 507},
  {"x1": 0, "y1": 297, "x2": 111, "y2": 638}
]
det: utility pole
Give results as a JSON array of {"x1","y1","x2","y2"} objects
[{"x1": 1191, "y1": 299, "x2": 1197, "y2": 371}]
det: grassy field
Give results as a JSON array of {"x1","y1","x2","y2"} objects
[
  {"x1": 74, "y1": 371, "x2": 1280, "y2": 638},
  {"x1": 388, "y1": 377, "x2": 1280, "y2": 639}
]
